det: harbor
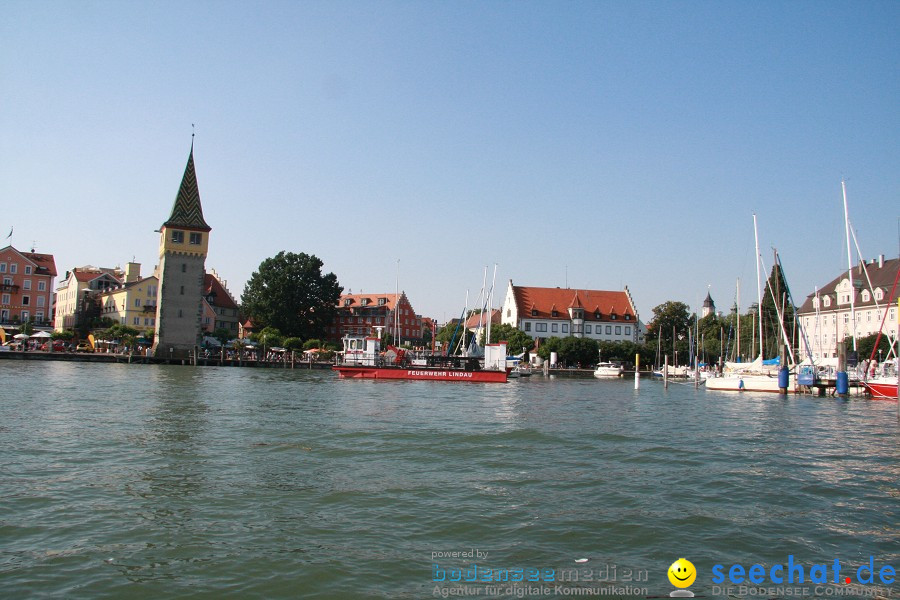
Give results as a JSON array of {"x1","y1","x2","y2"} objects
[{"x1": 1, "y1": 361, "x2": 897, "y2": 598}]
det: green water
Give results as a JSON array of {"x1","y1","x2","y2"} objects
[{"x1": 1, "y1": 362, "x2": 897, "y2": 599}]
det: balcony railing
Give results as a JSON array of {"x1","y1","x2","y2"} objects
[{"x1": 0, "y1": 283, "x2": 20, "y2": 293}]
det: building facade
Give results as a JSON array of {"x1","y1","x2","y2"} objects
[
  {"x1": 500, "y1": 280, "x2": 642, "y2": 343},
  {"x1": 796, "y1": 256, "x2": 899, "y2": 360},
  {"x1": 98, "y1": 263, "x2": 159, "y2": 333},
  {"x1": 54, "y1": 266, "x2": 124, "y2": 331},
  {"x1": 330, "y1": 292, "x2": 422, "y2": 344},
  {"x1": 202, "y1": 270, "x2": 240, "y2": 336},
  {"x1": 0, "y1": 245, "x2": 57, "y2": 330},
  {"x1": 152, "y1": 143, "x2": 211, "y2": 358}
]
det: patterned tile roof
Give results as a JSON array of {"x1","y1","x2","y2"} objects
[{"x1": 163, "y1": 146, "x2": 211, "y2": 232}]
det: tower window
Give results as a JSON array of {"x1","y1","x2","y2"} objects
[
  {"x1": 182, "y1": 264, "x2": 187, "y2": 273},
  {"x1": 189, "y1": 232, "x2": 202, "y2": 245},
  {"x1": 180, "y1": 286, "x2": 184, "y2": 295},
  {"x1": 171, "y1": 230, "x2": 185, "y2": 243}
]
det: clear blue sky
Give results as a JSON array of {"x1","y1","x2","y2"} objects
[{"x1": 2, "y1": 1, "x2": 898, "y2": 324}]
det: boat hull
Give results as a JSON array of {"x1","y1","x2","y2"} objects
[
  {"x1": 705, "y1": 374, "x2": 788, "y2": 393},
  {"x1": 333, "y1": 365, "x2": 508, "y2": 383},
  {"x1": 862, "y1": 381, "x2": 898, "y2": 400}
]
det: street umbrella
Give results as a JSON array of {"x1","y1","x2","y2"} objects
[
  {"x1": 31, "y1": 331, "x2": 52, "y2": 339},
  {"x1": 13, "y1": 333, "x2": 30, "y2": 340}
]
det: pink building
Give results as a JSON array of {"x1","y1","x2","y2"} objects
[{"x1": 0, "y1": 245, "x2": 57, "y2": 331}]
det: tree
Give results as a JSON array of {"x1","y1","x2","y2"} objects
[
  {"x1": 241, "y1": 251, "x2": 342, "y2": 340},
  {"x1": 479, "y1": 323, "x2": 533, "y2": 355},
  {"x1": 212, "y1": 327, "x2": 232, "y2": 346},
  {"x1": 760, "y1": 262, "x2": 796, "y2": 360},
  {"x1": 558, "y1": 336, "x2": 599, "y2": 367},
  {"x1": 252, "y1": 326, "x2": 284, "y2": 348}
]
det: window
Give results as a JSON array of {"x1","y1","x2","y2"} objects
[
  {"x1": 611, "y1": 314, "x2": 617, "y2": 320},
  {"x1": 562, "y1": 324, "x2": 568, "y2": 333},
  {"x1": 361, "y1": 298, "x2": 368, "y2": 306},
  {"x1": 0, "y1": 309, "x2": 7, "y2": 321},
  {"x1": 25, "y1": 266, "x2": 32, "y2": 275},
  {"x1": 189, "y1": 232, "x2": 202, "y2": 245},
  {"x1": 625, "y1": 326, "x2": 631, "y2": 335},
  {"x1": 38, "y1": 281, "x2": 46, "y2": 291},
  {"x1": 594, "y1": 312, "x2": 600, "y2": 319},
  {"x1": 180, "y1": 286, "x2": 184, "y2": 295},
  {"x1": 551, "y1": 323, "x2": 558, "y2": 333},
  {"x1": 625, "y1": 315, "x2": 631, "y2": 321},
  {"x1": 22, "y1": 295, "x2": 29, "y2": 305},
  {"x1": 10, "y1": 264, "x2": 17, "y2": 274},
  {"x1": 133, "y1": 317, "x2": 140, "y2": 325},
  {"x1": 178, "y1": 309, "x2": 183, "y2": 318},
  {"x1": 0, "y1": 263, "x2": 5, "y2": 273},
  {"x1": 615, "y1": 326, "x2": 622, "y2": 335},
  {"x1": 875, "y1": 289, "x2": 884, "y2": 301},
  {"x1": 606, "y1": 326, "x2": 612, "y2": 334},
  {"x1": 862, "y1": 290, "x2": 870, "y2": 302},
  {"x1": 35, "y1": 311, "x2": 43, "y2": 321},
  {"x1": 21, "y1": 310, "x2": 29, "y2": 321},
  {"x1": 135, "y1": 299, "x2": 141, "y2": 307},
  {"x1": 23, "y1": 280, "x2": 31, "y2": 290},
  {"x1": 524, "y1": 322, "x2": 531, "y2": 332},
  {"x1": 1, "y1": 294, "x2": 9, "y2": 304},
  {"x1": 585, "y1": 325, "x2": 592, "y2": 333},
  {"x1": 145, "y1": 318, "x2": 150, "y2": 326},
  {"x1": 181, "y1": 263, "x2": 187, "y2": 273},
  {"x1": 531, "y1": 309, "x2": 538, "y2": 317},
  {"x1": 171, "y1": 230, "x2": 184, "y2": 243},
  {"x1": 506, "y1": 308, "x2": 511, "y2": 317},
  {"x1": 37, "y1": 296, "x2": 45, "y2": 307},
  {"x1": 378, "y1": 298, "x2": 386, "y2": 306},
  {"x1": 535, "y1": 323, "x2": 547, "y2": 332},
  {"x1": 551, "y1": 310, "x2": 558, "y2": 317},
  {"x1": 344, "y1": 299, "x2": 352, "y2": 306}
]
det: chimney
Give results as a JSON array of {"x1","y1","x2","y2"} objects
[
  {"x1": 125, "y1": 262, "x2": 141, "y2": 283},
  {"x1": 879, "y1": 254, "x2": 884, "y2": 268}
]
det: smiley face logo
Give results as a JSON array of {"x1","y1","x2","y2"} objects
[{"x1": 668, "y1": 558, "x2": 696, "y2": 588}]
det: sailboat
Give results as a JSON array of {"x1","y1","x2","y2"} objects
[{"x1": 706, "y1": 214, "x2": 790, "y2": 393}]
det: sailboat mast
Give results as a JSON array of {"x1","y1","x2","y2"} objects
[
  {"x1": 736, "y1": 278, "x2": 741, "y2": 361},
  {"x1": 753, "y1": 213, "x2": 764, "y2": 360},
  {"x1": 486, "y1": 263, "x2": 497, "y2": 345},
  {"x1": 842, "y1": 180, "x2": 858, "y2": 351}
]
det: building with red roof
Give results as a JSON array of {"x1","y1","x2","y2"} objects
[
  {"x1": 500, "y1": 280, "x2": 642, "y2": 342},
  {"x1": 330, "y1": 291, "x2": 423, "y2": 344},
  {"x1": 202, "y1": 269, "x2": 241, "y2": 336},
  {"x1": 0, "y1": 245, "x2": 57, "y2": 331}
]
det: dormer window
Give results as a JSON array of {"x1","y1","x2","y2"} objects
[
  {"x1": 862, "y1": 290, "x2": 870, "y2": 302},
  {"x1": 551, "y1": 310, "x2": 558, "y2": 318},
  {"x1": 344, "y1": 299, "x2": 352, "y2": 306},
  {"x1": 611, "y1": 314, "x2": 617, "y2": 320},
  {"x1": 360, "y1": 298, "x2": 369, "y2": 306},
  {"x1": 823, "y1": 296, "x2": 831, "y2": 307},
  {"x1": 378, "y1": 298, "x2": 387, "y2": 306},
  {"x1": 531, "y1": 309, "x2": 537, "y2": 317},
  {"x1": 625, "y1": 314, "x2": 631, "y2": 321},
  {"x1": 595, "y1": 312, "x2": 601, "y2": 319},
  {"x1": 875, "y1": 288, "x2": 884, "y2": 301}
]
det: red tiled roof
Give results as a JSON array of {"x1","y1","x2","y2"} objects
[
  {"x1": 22, "y1": 251, "x2": 57, "y2": 277},
  {"x1": 72, "y1": 269, "x2": 121, "y2": 283},
  {"x1": 513, "y1": 286, "x2": 634, "y2": 322},
  {"x1": 464, "y1": 308, "x2": 501, "y2": 329},
  {"x1": 204, "y1": 274, "x2": 239, "y2": 310},
  {"x1": 338, "y1": 292, "x2": 412, "y2": 313}
]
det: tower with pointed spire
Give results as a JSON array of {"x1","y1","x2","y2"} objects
[
  {"x1": 152, "y1": 141, "x2": 212, "y2": 358},
  {"x1": 701, "y1": 290, "x2": 715, "y2": 318}
]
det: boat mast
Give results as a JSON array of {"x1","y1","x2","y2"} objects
[
  {"x1": 736, "y1": 278, "x2": 741, "y2": 361},
  {"x1": 753, "y1": 213, "x2": 764, "y2": 360},
  {"x1": 842, "y1": 181, "x2": 857, "y2": 351},
  {"x1": 486, "y1": 263, "x2": 498, "y2": 346}
]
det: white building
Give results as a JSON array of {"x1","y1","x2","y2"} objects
[
  {"x1": 500, "y1": 280, "x2": 643, "y2": 343},
  {"x1": 53, "y1": 265, "x2": 124, "y2": 331},
  {"x1": 796, "y1": 256, "x2": 899, "y2": 360}
]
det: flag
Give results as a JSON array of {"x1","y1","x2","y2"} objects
[{"x1": 5, "y1": 227, "x2": 11, "y2": 239}]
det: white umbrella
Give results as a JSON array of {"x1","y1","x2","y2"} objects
[
  {"x1": 31, "y1": 331, "x2": 52, "y2": 339},
  {"x1": 13, "y1": 333, "x2": 30, "y2": 340}
]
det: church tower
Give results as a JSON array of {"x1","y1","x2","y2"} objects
[
  {"x1": 701, "y1": 290, "x2": 716, "y2": 318},
  {"x1": 152, "y1": 141, "x2": 211, "y2": 358}
]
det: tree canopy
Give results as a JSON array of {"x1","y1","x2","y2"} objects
[
  {"x1": 241, "y1": 251, "x2": 343, "y2": 340},
  {"x1": 480, "y1": 323, "x2": 533, "y2": 354}
]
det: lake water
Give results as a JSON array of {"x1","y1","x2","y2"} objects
[{"x1": 1, "y1": 361, "x2": 897, "y2": 599}]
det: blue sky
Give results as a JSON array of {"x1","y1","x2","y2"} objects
[{"x1": 2, "y1": 1, "x2": 898, "y2": 324}]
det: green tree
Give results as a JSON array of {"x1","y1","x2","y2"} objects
[
  {"x1": 536, "y1": 336, "x2": 563, "y2": 361},
  {"x1": 303, "y1": 338, "x2": 322, "y2": 350},
  {"x1": 212, "y1": 327, "x2": 232, "y2": 346},
  {"x1": 241, "y1": 251, "x2": 342, "y2": 339},
  {"x1": 558, "y1": 336, "x2": 599, "y2": 367},
  {"x1": 479, "y1": 323, "x2": 533, "y2": 355},
  {"x1": 52, "y1": 329, "x2": 75, "y2": 341},
  {"x1": 283, "y1": 337, "x2": 304, "y2": 352},
  {"x1": 252, "y1": 326, "x2": 284, "y2": 348},
  {"x1": 645, "y1": 301, "x2": 692, "y2": 363}
]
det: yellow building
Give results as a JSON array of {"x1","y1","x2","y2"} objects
[{"x1": 98, "y1": 263, "x2": 159, "y2": 332}]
